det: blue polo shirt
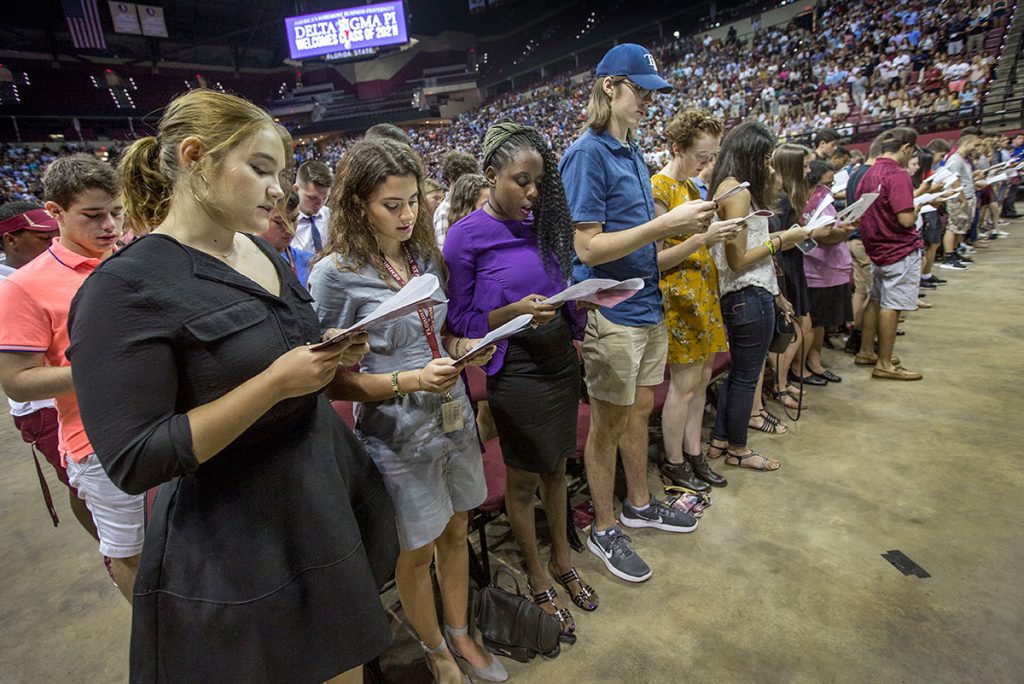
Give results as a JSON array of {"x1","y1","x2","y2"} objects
[{"x1": 559, "y1": 128, "x2": 662, "y2": 327}]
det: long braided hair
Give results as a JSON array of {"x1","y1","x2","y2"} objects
[{"x1": 483, "y1": 124, "x2": 575, "y2": 280}]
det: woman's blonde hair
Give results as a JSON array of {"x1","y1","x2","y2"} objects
[
  {"x1": 319, "y1": 137, "x2": 441, "y2": 287},
  {"x1": 773, "y1": 143, "x2": 812, "y2": 220},
  {"x1": 580, "y1": 77, "x2": 632, "y2": 138},
  {"x1": 118, "y1": 89, "x2": 291, "y2": 234},
  {"x1": 446, "y1": 173, "x2": 489, "y2": 231}
]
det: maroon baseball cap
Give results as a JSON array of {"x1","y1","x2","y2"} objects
[{"x1": 0, "y1": 208, "x2": 58, "y2": 236}]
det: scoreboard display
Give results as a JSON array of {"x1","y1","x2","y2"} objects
[{"x1": 284, "y1": 1, "x2": 409, "y2": 61}]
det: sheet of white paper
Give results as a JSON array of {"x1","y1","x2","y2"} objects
[
  {"x1": 810, "y1": 194, "x2": 835, "y2": 224},
  {"x1": 311, "y1": 274, "x2": 447, "y2": 350},
  {"x1": 836, "y1": 192, "x2": 880, "y2": 224},
  {"x1": 453, "y1": 313, "x2": 533, "y2": 366},
  {"x1": 830, "y1": 169, "x2": 850, "y2": 194},
  {"x1": 930, "y1": 168, "x2": 958, "y2": 187},
  {"x1": 713, "y1": 181, "x2": 750, "y2": 203},
  {"x1": 985, "y1": 172, "x2": 1008, "y2": 185},
  {"x1": 542, "y1": 278, "x2": 644, "y2": 306},
  {"x1": 804, "y1": 213, "x2": 837, "y2": 232},
  {"x1": 919, "y1": 204, "x2": 938, "y2": 214},
  {"x1": 914, "y1": 192, "x2": 942, "y2": 207},
  {"x1": 543, "y1": 279, "x2": 619, "y2": 306}
]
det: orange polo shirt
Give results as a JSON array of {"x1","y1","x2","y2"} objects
[{"x1": 0, "y1": 237, "x2": 106, "y2": 463}]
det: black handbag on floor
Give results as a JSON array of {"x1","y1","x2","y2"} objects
[{"x1": 474, "y1": 569, "x2": 562, "y2": 663}]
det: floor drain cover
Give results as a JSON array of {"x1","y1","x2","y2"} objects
[{"x1": 882, "y1": 550, "x2": 930, "y2": 578}]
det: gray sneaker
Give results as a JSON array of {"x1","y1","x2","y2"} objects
[
  {"x1": 586, "y1": 525, "x2": 652, "y2": 583},
  {"x1": 620, "y1": 497, "x2": 698, "y2": 533}
]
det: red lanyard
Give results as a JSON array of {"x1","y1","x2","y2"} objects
[
  {"x1": 381, "y1": 244, "x2": 442, "y2": 359},
  {"x1": 284, "y1": 249, "x2": 297, "y2": 276}
]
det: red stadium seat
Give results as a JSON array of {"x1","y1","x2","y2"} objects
[
  {"x1": 478, "y1": 438, "x2": 507, "y2": 514},
  {"x1": 462, "y1": 365, "x2": 488, "y2": 405},
  {"x1": 331, "y1": 400, "x2": 357, "y2": 430}
]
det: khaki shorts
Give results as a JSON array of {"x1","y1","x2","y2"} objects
[
  {"x1": 848, "y1": 239, "x2": 872, "y2": 298},
  {"x1": 581, "y1": 310, "x2": 667, "y2": 406},
  {"x1": 869, "y1": 250, "x2": 922, "y2": 311},
  {"x1": 946, "y1": 197, "x2": 975, "y2": 235}
]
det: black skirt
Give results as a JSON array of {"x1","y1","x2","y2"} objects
[
  {"x1": 809, "y1": 283, "x2": 853, "y2": 329},
  {"x1": 778, "y1": 249, "x2": 812, "y2": 317},
  {"x1": 486, "y1": 315, "x2": 581, "y2": 473}
]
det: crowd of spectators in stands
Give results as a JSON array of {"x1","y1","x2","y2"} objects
[
  {"x1": 291, "y1": 0, "x2": 1007, "y2": 178},
  {"x1": 1, "y1": 0, "x2": 1011, "y2": 195}
]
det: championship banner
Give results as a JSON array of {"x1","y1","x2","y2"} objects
[
  {"x1": 108, "y1": 2, "x2": 142, "y2": 35},
  {"x1": 139, "y1": 4, "x2": 168, "y2": 38},
  {"x1": 284, "y1": 0, "x2": 408, "y2": 60}
]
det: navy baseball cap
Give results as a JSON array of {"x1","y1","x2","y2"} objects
[{"x1": 595, "y1": 43, "x2": 672, "y2": 93}]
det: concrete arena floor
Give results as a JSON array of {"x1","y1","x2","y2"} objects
[{"x1": 1, "y1": 223, "x2": 1022, "y2": 683}]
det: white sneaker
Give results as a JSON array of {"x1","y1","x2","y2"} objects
[{"x1": 994, "y1": 230, "x2": 1010, "y2": 237}]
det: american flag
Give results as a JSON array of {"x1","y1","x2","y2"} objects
[{"x1": 62, "y1": 0, "x2": 107, "y2": 50}]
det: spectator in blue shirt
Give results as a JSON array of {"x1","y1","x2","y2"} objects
[
  {"x1": 558, "y1": 43, "x2": 716, "y2": 584},
  {"x1": 261, "y1": 194, "x2": 314, "y2": 288}
]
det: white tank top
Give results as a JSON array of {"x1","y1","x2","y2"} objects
[{"x1": 711, "y1": 214, "x2": 780, "y2": 297}]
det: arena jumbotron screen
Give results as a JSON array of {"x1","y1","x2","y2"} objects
[{"x1": 284, "y1": 1, "x2": 409, "y2": 61}]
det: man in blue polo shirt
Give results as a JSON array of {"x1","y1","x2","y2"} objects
[{"x1": 559, "y1": 43, "x2": 717, "y2": 583}]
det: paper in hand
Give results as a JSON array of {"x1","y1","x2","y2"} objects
[
  {"x1": 542, "y1": 278, "x2": 644, "y2": 308},
  {"x1": 929, "y1": 168, "x2": 958, "y2": 188},
  {"x1": 452, "y1": 314, "x2": 533, "y2": 367},
  {"x1": 311, "y1": 273, "x2": 447, "y2": 350},
  {"x1": 713, "y1": 181, "x2": 750, "y2": 203},
  {"x1": 804, "y1": 212, "x2": 837, "y2": 233},
  {"x1": 830, "y1": 169, "x2": 850, "y2": 194},
  {"x1": 836, "y1": 192, "x2": 879, "y2": 224}
]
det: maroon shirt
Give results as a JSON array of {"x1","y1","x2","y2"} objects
[{"x1": 856, "y1": 157, "x2": 921, "y2": 266}]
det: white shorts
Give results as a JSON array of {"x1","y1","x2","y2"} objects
[{"x1": 66, "y1": 454, "x2": 145, "y2": 558}]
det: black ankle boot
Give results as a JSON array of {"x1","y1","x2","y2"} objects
[
  {"x1": 685, "y1": 451, "x2": 728, "y2": 488},
  {"x1": 659, "y1": 459, "x2": 710, "y2": 493}
]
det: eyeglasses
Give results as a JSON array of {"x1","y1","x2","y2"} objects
[
  {"x1": 622, "y1": 80, "x2": 654, "y2": 103},
  {"x1": 692, "y1": 150, "x2": 719, "y2": 163}
]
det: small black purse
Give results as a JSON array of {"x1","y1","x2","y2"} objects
[
  {"x1": 769, "y1": 308, "x2": 795, "y2": 354},
  {"x1": 474, "y1": 569, "x2": 562, "y2": 663}
]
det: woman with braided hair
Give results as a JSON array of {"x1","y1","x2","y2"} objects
[{"x1": 444, "y1": 122, "x2": 599, "y2": 643}]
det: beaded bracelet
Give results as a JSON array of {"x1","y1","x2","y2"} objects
[{"x1": 390, "y1": 370, "x2": 406, "y2": 398}]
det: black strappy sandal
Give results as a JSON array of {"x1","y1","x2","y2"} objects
[
  {"x1": 529, "y1": 584, "x2": 577, "y2": 644},
  {"x1": 707, "y1": 441, "x2": 728, "y2": 460},
  {"x1": 549, "y1": 563, "x2": 599, "y2": 612},
  {"x1": 748, "y1": 409, "x2": 788, "y2": 434},
  {"x1": 724, "y1": 449, "x2": 781, "y2": 472}
]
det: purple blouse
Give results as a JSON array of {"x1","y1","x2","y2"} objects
[{"x1": 443, "y1": 208, "x2": 581, "y2": 375}]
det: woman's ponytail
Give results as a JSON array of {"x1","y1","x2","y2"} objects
[{"x1": 118, "y1": 135, "x2": 172, "y2": 235}]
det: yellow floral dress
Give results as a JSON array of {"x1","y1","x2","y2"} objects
[{"x1": 653, "y1": 173, "x2": 729, "y2": 364}]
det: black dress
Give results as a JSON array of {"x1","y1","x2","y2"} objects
[
  {"x1": 770, "y1": 194, "x2": 812, "y2": 317},
  {"x1": 67, "y1": 234, "x2": 397, "y2": 683}
]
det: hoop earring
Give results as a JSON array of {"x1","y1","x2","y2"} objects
[{"x1": 189, "y1": 170, "x2": 210, "y2": 204}]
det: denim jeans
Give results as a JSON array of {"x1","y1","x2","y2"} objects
[{"x1": 713, "y1": 286, "x2": 775, "y2": 448}]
